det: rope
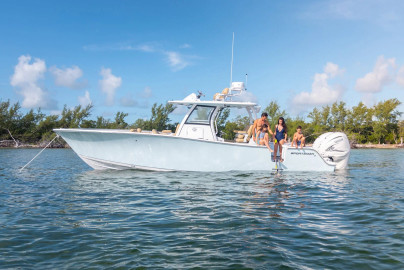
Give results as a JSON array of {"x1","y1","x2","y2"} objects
[{"x1": 19, "y1": 134, "x2": 59, "y2": 172}]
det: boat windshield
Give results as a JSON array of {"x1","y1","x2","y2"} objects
[{"x1": 186, "y1": 105, "x2": 215, "y2": 125}]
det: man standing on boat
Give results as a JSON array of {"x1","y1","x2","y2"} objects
[{"x1": 251, "y1": 112, "x2": 274, "y2": 142}]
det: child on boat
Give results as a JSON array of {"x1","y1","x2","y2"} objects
[
  {"x1": 273, "y1": 117, "x2": 287, "y2": 162},
  {"x1": 256, "y1": 124, "x2": 273, "y2": 152},
  {"x1": 291, "y1": 126, "x2": 306, "y2": 149}
]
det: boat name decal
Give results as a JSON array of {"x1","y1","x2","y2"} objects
[{"x1": 290, "y1": 152, "x2": 315, "y2": 156}]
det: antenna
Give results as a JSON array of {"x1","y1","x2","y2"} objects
[
  {"x1": 245, "y1": 73, "x2": 248, "y2": 90},
  {"x1": 230, "y1": 32, "x2": 234, "y2": 86}
]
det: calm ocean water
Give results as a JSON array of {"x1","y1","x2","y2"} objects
[{"x1": 0, "y1": 148, "x2": 403, "y2": 269}]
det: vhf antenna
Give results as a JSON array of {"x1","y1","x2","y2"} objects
[{"x1": 230, "y1": 32, "x2": 234, "y2": 86}]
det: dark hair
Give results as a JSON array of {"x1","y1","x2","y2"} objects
[
  {"x1": 261, "y1": 112, "x2": 268, "y2": 117},
  {"x1": 262, "y1": 124, "x2": 268, "y2": 129},
  {"x1": 278, "y1": 117, "x2": 287, "y2": 133},
  {"x1": 297, "y1": 126, "x2": 302, "y2": 129}
]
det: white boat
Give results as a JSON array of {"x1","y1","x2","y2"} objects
[{"x1": 54, "y1": 82, "x2": 350, "y2": 172}]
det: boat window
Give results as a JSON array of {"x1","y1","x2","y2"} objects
[{"x1": 186, "y1": 106, "x2": 215, "y2": 125}]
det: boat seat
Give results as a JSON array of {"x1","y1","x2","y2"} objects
[{"x1": 213, "y1": 88, "x2": 230, "y2": 101}]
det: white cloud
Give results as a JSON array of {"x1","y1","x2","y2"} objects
[
  {"x1": 180, "y1": 43, "x2": 191, "y2": 49},
  {"x1": 140, "y1": 86, "x2": 152, "y2": 98},
  {"x1": 324, "y1": 62, "x2": 344, "y2": 78},
  {"x1": 78, "y1": 90, "x2": 92, "y2": 106},
  {"x1": 292, "y1": 62, "x2": 344, "y2": 108},
  {"x1": 136, "y1": 45, "x2": 155, "y2": 52},
  {"x1": 50, "y1": 65, "x2": 85, "y2": 89},
  {"x1": 165, "y1": 51, "x2": 190, "y2": 71},
  {"x1": 302, "y1": 0, "x2": 403, "y2": 27},
  {"x1": 397, "y1": 66, "x2": 404, "y2": 88},
  {"x1": 99, "y1": 67, "x2": 122, "y2": 106},
  {"x1": 83, "y1": 43, "x2": 155, "y2": 52},
  {"x1": 355, "y1": 56, "x2": 396, "y2": 93},
  {"x1": 10, "y1": 55, "x2": 55, "y2": 109},
  {"x1": 232, "y1": 91, "x2": 258, "y2": 103}
]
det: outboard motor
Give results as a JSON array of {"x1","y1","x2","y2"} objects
[{"x1": 312, "y1": 132, "x2": 351, "y2": 170}]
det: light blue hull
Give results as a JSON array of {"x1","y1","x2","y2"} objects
[{"x1": 54, "y1": 129, "x2": 336, "y2": 172}]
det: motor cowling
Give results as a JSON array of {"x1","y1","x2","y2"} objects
[{"x1": 312, "y1": 132, "x2": 351, "y2": 170}]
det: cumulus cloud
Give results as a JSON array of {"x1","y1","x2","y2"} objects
[
  {"x1": 396, "y1": 66, "x2": 404, "y2": 88},
  {"x1": 78, "y1": 90, "x2": 92, "y2": 106},
  {"x1": 50, "y1": 65, "x2": 86, "y2": 89},
  {"x1": 165, "y1": 51, "x2": 190, "y2": 71},
  {"x1": 292, "y1": 62, "x2": 344, "y2": 108},
  {"x1": 355, "y1": 56, "x2": 396, "y2": 93},
  {"x1": 99, "y1": 67, "x2": 122, "y2": 106},
  {"x1": 10, "y1": 55, "x2": 55, "y2": 109},
  {"x1": 324, "y1": 62, "x2": 344, "y2": 77}
]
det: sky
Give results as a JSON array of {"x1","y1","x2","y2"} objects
[{"x1": 1, "y1": 0, "x2": 404, "y2": 123}]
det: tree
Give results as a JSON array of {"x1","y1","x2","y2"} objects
[
  {"x1": 112, "y1": 112, "x2": 128, "y2": 129},
  {"x1": 330, "y1": 101, "x2": 348, "y2": 131},
  {"x1": 216, "y1": 108, "x2": 230, "y2": 136},
  {"x1": 372, "y1": 99, "x2": 402, "y2": 144},
  {"x1": 345, "y1": 102, "x2": 373, "y2": 143},
  {"x1": 264, "y1": 101, "x2": 286, "y2": 130},
  {"x1": 133, "y1": 103, "x2": 176, "y2": 131},
  {"x1": 399, "y1": 120, "x2": 404, "y2": 145},
  {"x1": 58, "y1": 104, "x2": 93, "y2": 128}
]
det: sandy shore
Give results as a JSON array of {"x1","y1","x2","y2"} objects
[{"x1": 352, "y1": 144, "x2": 404, "y2": 149}]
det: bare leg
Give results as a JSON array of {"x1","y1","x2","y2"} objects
[
  {"x1": 293, "y1": 138, "x2": 298, "y2": 148},
  {"x1": 273, "y1": 143, "x2": 278, "y2": 161},
  {"x1": 279, "y1": 140, "x2": 285, "y2": 162},
  {"x1": 301, "y1": 137, "x2": 305, "y2": 149}
]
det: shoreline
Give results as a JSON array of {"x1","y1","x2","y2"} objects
[{"x1": 351, "y1": 143, "x2": 403, "y2": 149}]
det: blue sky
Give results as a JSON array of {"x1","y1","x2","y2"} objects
[{"x1": 1, "y1": 0, "x2": 403, "y2": 122}]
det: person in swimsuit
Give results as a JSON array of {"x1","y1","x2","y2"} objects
[
  {"x1": 256, "y1": 124, "x2": 273, "y2": 152},
  {"x1": 291, "y1": 126, "x2": 305, "y2": 149},
  {"x1": 251, "y1": 112, "x2": 274, "y2": 143},
  {"x1": 273, "y1": 117, "x2": 287, "y2": 162}
]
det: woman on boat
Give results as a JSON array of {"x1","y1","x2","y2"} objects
[
  {"x1": 256, "y1": 124, "x2": 273, "y2": 152},
  {"x1": 274, "y1": 117, "x2": 287, "y2": 162}
]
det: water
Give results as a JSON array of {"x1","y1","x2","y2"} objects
[{"x1": 0, "y1": 149, "x2": 403, "y2": 269}]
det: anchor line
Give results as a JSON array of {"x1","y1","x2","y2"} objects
[{"x1": 19, "y1": 134, "x2": 59, "y2": 172}]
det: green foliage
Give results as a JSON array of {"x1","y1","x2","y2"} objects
[
  {"x1": 222, "y1": 122, "x2": 243, "y2": 140},
  {"x1": 264, "y1": 101, "x2": 286, "y2": 130},
  {"x1": 0, "y1": 98, "x2": 402, "y2": 146},
  {"x1": 132, "y1": 103, "x2": 176, "y2": 131},
  {"x1": 216, "y1": 108, "x2": 230, "y2": 135}
]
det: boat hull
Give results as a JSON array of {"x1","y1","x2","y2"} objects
[{"x1": 54, "y1": 129, "x2": 335, "y2": 172}]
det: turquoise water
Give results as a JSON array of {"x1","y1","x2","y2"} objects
[{"x1": 0, "y1": 148, "x2": 403, "y2": 269}]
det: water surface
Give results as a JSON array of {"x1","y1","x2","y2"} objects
[{"x1": 1, "y1": 149, "x2": 403, "y2": 269}]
